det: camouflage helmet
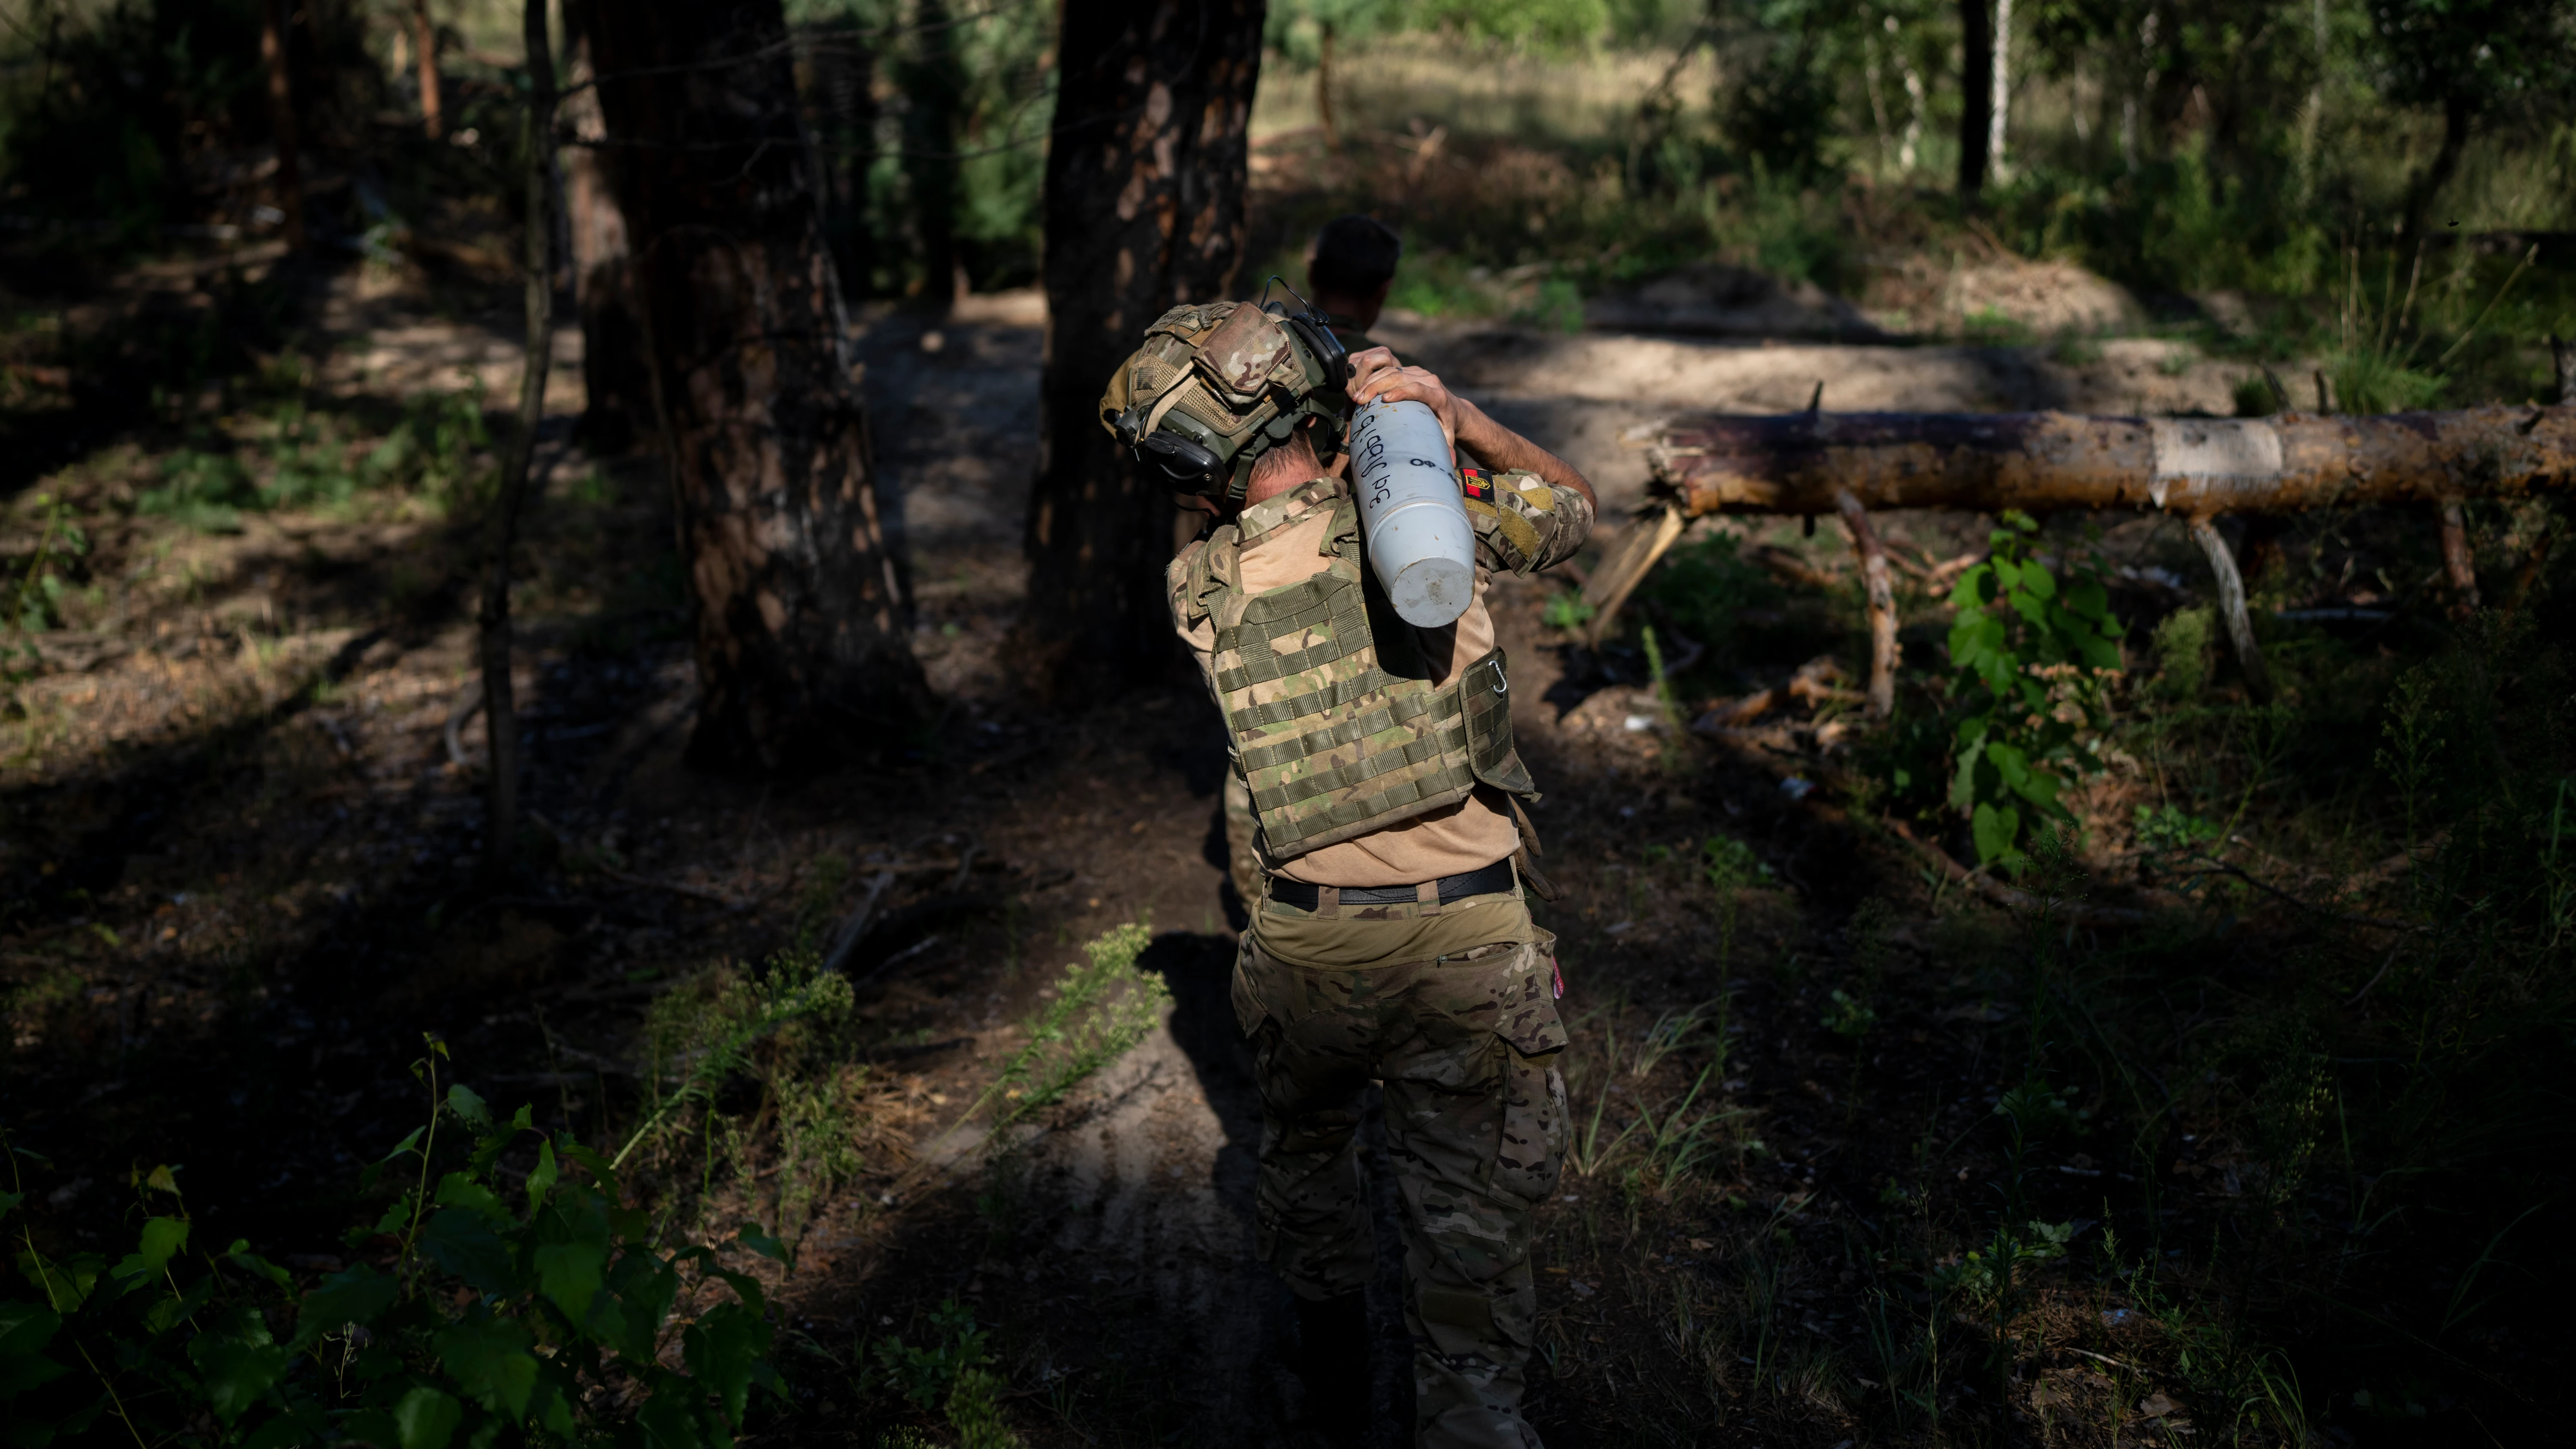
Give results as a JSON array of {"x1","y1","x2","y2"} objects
[{"x1": 1099, "y1": 298, "x2": 1351, "y2": 504}]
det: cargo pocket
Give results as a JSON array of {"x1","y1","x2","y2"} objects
[
  {"x1": 1460, "y1": 648, "x2": 1539, "y2": 799},
  {"x1": 1493, "y1": 1045, "x2": 1567, "y2": 1208},
  {"x1": 1491, "y1": 938, "x2": 1568, "y2": 1207}
]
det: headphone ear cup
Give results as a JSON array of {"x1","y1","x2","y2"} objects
[{"x1": 1283, "y1": 315, "x2": 1350, "y2": 388}]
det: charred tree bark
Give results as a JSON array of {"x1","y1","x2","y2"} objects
[
  {"x1": 592, "y1": 0, "x2": 927, "y2": 772},
  {"x1": 480, "y1": 0, "x2": 557, "y2": 876},
  {"x1": 1648, "y1": 407, "x2": 2576, "y2": 519},
  {"x1": 1021, "y1": 0, "x2": 1267, "y2": 697},
  {"x1": 559, "y1": 0, "x2": 650, "y2": 454},
  {"x1": 1958, "y1": 0, "x2": 1992, "y2": 197},
  {"x1": 258, "y1": 0, "x2": 307, "y2": 252}
]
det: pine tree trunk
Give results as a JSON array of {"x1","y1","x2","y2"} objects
[
  {"x1": 559, "y1": 0, "x2": 651, "y2": 454},
  {"x1": 903, "y1": 0, "x2": 965, "y2": 307},
  {"x1": 480, "y1": 0, "x2": 556, "y2": 876},
  {"x1": 258, "y1": 0, "x2": 308, "y2": 251},
  {"x1": 1958, "y1": 0, "x2": 1991, "y2": 197},
  {"x1": 590, "y1": 0, "x2": 927, "y2": 773},
  {"x1": 412, "y1": 0, "x2": 443, "y2": 138},
  {"x1": 1021, "y1": 0, "x2": 1267, "y2": 699}
]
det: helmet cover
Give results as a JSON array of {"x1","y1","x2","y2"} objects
[{"x1": 1099, "y1": 300, "x2": 1350, "y2": 504}]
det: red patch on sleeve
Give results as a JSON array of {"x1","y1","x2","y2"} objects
[{"x1": 1460, "y1": 468, "x2": 1492, "y2": 501}]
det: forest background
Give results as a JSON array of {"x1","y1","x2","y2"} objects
[{"x1": 2, "y1": 0, "x2": 2574, "y2": 1446}]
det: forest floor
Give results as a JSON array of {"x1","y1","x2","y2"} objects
[{"x1": 2, "y1": 242, "x2": 2545, "y2": 1449}]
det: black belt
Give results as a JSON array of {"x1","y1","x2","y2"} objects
[{"x1": 1265, "y1": 858, "x2": 1516, "y2": 909}]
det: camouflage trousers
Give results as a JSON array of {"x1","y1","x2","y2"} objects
[{"x1": 1232, "y1": 881, "x2": 1567, "y2": 1449}]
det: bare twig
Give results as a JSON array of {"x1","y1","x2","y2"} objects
[{"x1": 821, "y1": 871, "x2": 897, "y2": 975}]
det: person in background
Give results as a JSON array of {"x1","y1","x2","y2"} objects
[{"x1": 1306, "y1": 213, "x2": 1403, "y2": 360}]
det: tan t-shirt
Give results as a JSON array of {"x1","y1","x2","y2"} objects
[{"x1": 1172, "y1": 471, "x2": 1594, "y2": 888}]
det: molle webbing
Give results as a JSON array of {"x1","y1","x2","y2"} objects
[
  {"x1": 1204, "y1": 481, "x2": 1531, "y2": 861},
  {"x1": 1236, "y1": 688, "x2": 1463, "y2": 774},
  {"x1": 1212, "y1": 573, "x2": 1370, "y2": 694}
]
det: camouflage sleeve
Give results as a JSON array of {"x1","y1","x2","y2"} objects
[{"x1": 1463, "y1": 469, "x2": 1594, "y2": 578}]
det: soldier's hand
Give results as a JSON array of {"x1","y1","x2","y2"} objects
[{"x1": 1348, "y1": 347, "x2": 1463, "y2": 456}]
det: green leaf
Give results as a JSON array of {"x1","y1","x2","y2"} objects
[
  {"x1": 447, "y1": 1085, "x2": 492, "y2": 1132},
  {"x1": 377, "y1": 1127, "x2": 427, "y2": 1166},
  {"x1": 225, "y1": 1242, "x2": 295, "y2": 1290},
  {"x1": 1972, "y1": 802, "x2": 2023, "y2": 864},
  {"x1": 419, "y1": 1210, "x2": 516, "y2": 1297},
  {"x1": 292, "y1": 1264, "x2": 399, "y2": 1350},
  {"x1": 17, "y1": 1250, "x2": 101, "y2": 1313},
  {"x1": 188, "y1": 1329, "x2": 289, "y2": 1423},
  {"x1": 683, "y1": 1301, "x2": 772, "y2": 1428},
  {"x1": 2021, "y1": 563, "x2": 2057, "y2": 600},
  {"x1": 117, "y1": 1216, "x2": 188, "y2": 1282},
  {"x1": 557, "y1": 1141, "x2": 620, "y2": 1198},
  {"x1": 0, "y1": 1192, "x2": 20, "y2": 1225},
  {"x1": 733, "y1": 1229, "x2": 789, "y2": 1265},
  {"x1": 239, "y1": 1401, "x2": 328, "y2": 1449},
  {"x1": 602, "y1": 1252, "x2": 680, "y2": 1363},
  {"x1": 435, "y1": 1312, "x2": 538, "y2": 1419},
  {"x1": 635, "y1": 1388, "x2": 713, "y2": 1449},
  {"x1": 393, "y1": 1385, "x2": 464, "y2": 1449},
  {"x1": 523, "y1": 1140, "x2": 559, "y2": 1215},
  {"x1": 532, "y1": 1238, "x2": 607, "y2": 1324},
  {"x1": 434, "y1": 1174, "x2": 511, "y2": 1225},
  {"x1": 0, "y1": 1301, "x2": 61, "y2": 1361}
]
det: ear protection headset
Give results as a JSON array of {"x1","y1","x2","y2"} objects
[{"x1": 1109, "y1": 280, "x2": 1355, "y2": 506}]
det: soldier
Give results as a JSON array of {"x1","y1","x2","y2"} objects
[
  {"x1": 1307, "y1": 213, "x2": 1404, "y2": 359},
  {"x1": 1219, "y1": 214, "x2": 1410, "y2": 905},
  {"x1": 1100, "y1": 298, "x2": 1595, "y2": 1446}
]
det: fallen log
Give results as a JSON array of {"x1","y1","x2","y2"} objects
[
  {"x1": 1646, "y1": 405, "x2": 2576, "y2": 520},
  {"x1": 1635, "y1": 404, "x2": 2576, "y2": 699}
]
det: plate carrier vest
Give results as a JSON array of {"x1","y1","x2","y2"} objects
[{"x1": 1176, "y1": 477, "x2": 1539, "y2": 861}]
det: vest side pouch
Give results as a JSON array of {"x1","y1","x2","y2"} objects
[{"x1": 1458, "y1": 647, "x2": 1539, "y2": 799}]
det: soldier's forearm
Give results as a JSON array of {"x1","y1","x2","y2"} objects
[{"x1": 1455, "y1": 398, "x2": 1595, "y2": 510}]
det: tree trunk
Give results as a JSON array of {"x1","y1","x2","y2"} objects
[
  {"x1": 1318, "y1": 21, "x2": 1340, "y2": 154},
  {"x1": 590, "y1": 0, "x2": 928, "y2": 772},
  {"x1": 1646, "y1": 406, "x2": 2576, "y2": 519},
  {"x1": 2403, "y1": 93, "x2": 2474, "y2": 246},
  {"x1": 1957, "y1": 0, "x2": 1991, "y2": 197},
  {"x1": 803, "y1": 12, "x2": 879, "y2": 301},
  {"x1": 258, "y1": 0, "x2": 307, "y2": 252},
  {"x1": 412, "y1": 0, "x2": 443, "y2": 138},
  {"x1": 902, "y1": 0, "x2": 965, "y2": 307},
  {"x1": 480, "y1": 0, "x2": 557, "y2": 876},
  {"x1": 559, "y1": 0, "x2": 650, "y2": 454},
  {"x1": 1988, "y1": 0, "x2": 2012, "y2": 182},
  {"x1": 1020, "y1": 0, "x2": 1267, "y2": 699}
]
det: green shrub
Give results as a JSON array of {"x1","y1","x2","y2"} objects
[
  {"x1": 1939, "y1": 512, "x2": 2126, "y2": 865},
  {"x1": 0, "y1": 1043, "x2": 784, "y2": 1447},
  {"x1": 137, "y1": 448, "x2": 260, "y2": 532},
  {"x1": 2151, "y1": 605, "x2": 2214, "y2": 702}
]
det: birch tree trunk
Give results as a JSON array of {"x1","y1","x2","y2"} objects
[
  {"x1": 591, "y1": 0, "x2": 927, "y2": 772},
  {"x1": 1020, "y1": 0, "x2": 1267, "y2": 698},
  {"x1": 1989, "y1": 0, "x2": 2012, "y2": 182}
]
